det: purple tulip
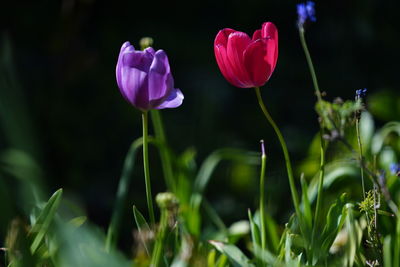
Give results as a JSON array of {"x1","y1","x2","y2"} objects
[{"x1": 116, "y1": 42, "x2": 184, "y2": 111}]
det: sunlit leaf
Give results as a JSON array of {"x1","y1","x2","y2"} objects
[{"x1": 209, "y1": 240, "x2": 255, "y2": 267}]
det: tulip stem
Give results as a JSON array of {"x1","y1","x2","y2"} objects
[
  {"x1": 142, "y1": 111, "x2": 155, "y2": 225},
  {"x1": 259, "y1": 140, "x2": 267, "y2": 253},
  {"x1": 254, "y1": 87, "x2": 301, "y2": 219}
]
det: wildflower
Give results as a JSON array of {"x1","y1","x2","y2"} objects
[
  {"x1": 116, "y1": 41, "x2": 184, "y2": 111},
  {"x1": 297, "y1": 1, "x2": 316, "y2": 28},
  {"x1": 355, "y1": 88, "x2": 367, "y2": 99},
  {"x1": 214, "y1": 22, "x2": 278, "y2": 88}
]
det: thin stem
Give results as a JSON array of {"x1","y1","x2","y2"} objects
[
  {"x1": 299, "y1": 28, "x2": 322, "y2": 103},
  {"x1": 315, "y1": 132, "x2": 325, "y2": 225},
  {"x1": 150, "y1": 209, "x2": 168, "y2": 267},
  {"x1": 356, "y1": 116, "x2": 366, "y2": 199},
  {"x1": 311, "y1": 132, "x2": 325, "y2": 241},
  {"x1": 254, "y1": 87, "x2": 301, "y2": 218},
  {"x1": 259, "y1": 140, "x2": 267, "y2": 253},
  {"x1": 299, "y1": 27, "x2": 326, "y2": 234},
  {"x1": 150, "y1": 110, "x2": 175, "y2": 192},
  {"x1": 142, "y1": 111, "x2": 155, "y2": 225}
]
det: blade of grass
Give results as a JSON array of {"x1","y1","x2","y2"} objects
[
  {"x1": 133, "y1": 205, "x2": 151, "y2": 256},
  {"x1": 29, "y1": 189, "x2": 63, "y2": 254},
  {"x1": 209, "y1": 240, "x2": 255, "y2": 267}
]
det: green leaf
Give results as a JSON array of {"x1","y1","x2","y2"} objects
[
  {"x1": 68, "y1": 216, "x2": 87, "y2": 228},
  {"x1": 344, "y1": 204, "x2": 363, "y2": 267},
  {"x1": 383, "y1": 236, "x2": 392, "y2": 267},
  {"x1": 319, "y1": 193, "x2": 348, "y2": 256},
  {"x1": 359, "y1": 111, "x2": 375, "y2": 152},
  {"x1": 308, "y1": 163, "x2": 358, "y2": 203},
  {"x1": 371, "y1": 121, "x2": 400, "y2": 154},
  {"x1": 248, "y1": 209, "x2": 261, "y2": 250},
  {"x1": 133, "y1": 205, "x2": 151, "y2": 256},
  {"x1": 209, "y1": 240, "x2": 255, "y2": 267},
  {"x1": 207, "y1": 249, "x2": 217, "y2": 267},
  {"x1": 379, "y1": 147, "x2": 397, "y2": 169},
  {"x1": 29, "y1": 188, "x2": 63, "y2": 254},
  {"x1": 300, "y1": 176, "x2": 312, "y2": 231},
  {"x1": 252, "y1": 243, "x2": 279, "y2": 266}
]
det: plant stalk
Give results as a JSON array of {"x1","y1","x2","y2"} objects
[
  {"x1": 142, "y1": 111, "x2": 155, "y2": 224},
  {"x1": 254, "y1": 87, "x2": 301, "y2": 218}
]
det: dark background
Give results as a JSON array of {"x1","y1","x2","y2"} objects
[{"x1": 1, "y1": 0, "x2": 399, "y2": 251}]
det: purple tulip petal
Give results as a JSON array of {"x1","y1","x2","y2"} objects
[
  {"x1": 123, "y1": 49, "x2": 153, "y2": 72},
  {"x1": 155, "y1": 88, "x2": 184, "y2": 109},
  {"x1": 120, "y1": 65, "x2": 149, "y2": 109},
  {"x1": 148, "y1": 50, "x2": 171, "y2": 103},
  {"x1": 116, "y1": 42, "x2": 134, "y2": 92}
]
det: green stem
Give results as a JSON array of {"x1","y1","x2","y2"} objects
[
  {"x1": 299, "y1": 28, "x2": 322, "y2": 103},
  {"x1": 150, "y1": 110, "x2": 175, "y2": 192},
  {"x1": 314, "y1": 135, "x2": 326, "y2": 222},
  {"x1": 142, "y1": 111, "x2": 155, "y2": 225},
  {"x1": 300, "y1": 27, "x2": 327, "y2": 257},
  {"x1": 259, "y1": 140, "x2": 267, "y2": 253},
  {"x1": 310, "y1": 132, "x2": 326, "y2": 256},
  {"x1": 356, "y1": 115, "x2": 373, "y2": 234},
  {"x1": 150, "y1": 209, "x2": 168, "y2": 267},
  {"x1": 254, "y1": 87, "x2": 300, "y2": 218},
  {"x1": 355, "y1": 117, "x2": 366, "y2": 199}
]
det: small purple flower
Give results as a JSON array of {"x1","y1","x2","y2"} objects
[
  {"x1": 116, "y1": 42, "x2": 184, "y2": 111},
  {"x1": 389, "y1": 163, "x2": 400, "y2": 176},
  {"x1": 355, "y1": 88, "x2": 367, "y2": 100},
  {"x1": 297, "y1": 1, "x2": 316, "y2": 28}
]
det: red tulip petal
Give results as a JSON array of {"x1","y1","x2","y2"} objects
[
  {"x1": 214, "y1": 28, "x2": 246, "y2": 87},
  {"x1": 262, "y1": 22, "x2": 278, "y2": 70},
  {"x1": 243, "y1": 39, "x2": 271, "y2": 87},
  {"x1": 264, "y1": 37, "x2": 278, "y2": 75},
  {"x1": 214, "y1": 43, "x2": 242, "y2": 87},
  {"x1": 261, "y1": 22, "x2": 278, "y2": 41},
  {"x1": 252, "y1": 29, "x2": 262, "y2": 41},
  {"x1": 214, "y1": 28, "x2": 236, "y2": 47},
  {"x1": 226, "y1": 32, "x2": 252, "y2": 87}
]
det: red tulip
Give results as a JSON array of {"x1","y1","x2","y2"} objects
[{"x1": 214, "y1": 22, "x2": 278, "y2": 88}]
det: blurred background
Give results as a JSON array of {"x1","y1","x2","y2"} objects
[{"x1": 1, "y1": 0, "x2": 399, "y2": 253}]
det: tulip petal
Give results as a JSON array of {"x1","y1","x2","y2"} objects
[
  {"x1": 252, "y1": 29, "x2": 262, "y2": 41},
  {"x1": 120, "y1": 65, "x2": 149, "y2": 109},
  {"x1": 215, "y1": 28, "x2": 236, "y2": 47},
  {"x1": 147, "y1": 50, "x2": 171, "y2": 105},
  {"x1": 155, "y1": 88, "x2": 184, "y2": 109},
  {"x1": 261, "y1": 22, "x2": 278, "y2": 41},
  {"x1": 214, "y1": 29, "x2": 245, "y2": 87},
  {"x1": 265, "y1": 37, "x2": 278, "y2": 74},
  {"x1": 226, "y1": 32, "x2": 252, "y2": 87},
  {"x1": 123, "y1": 49, "x2": 154, "y2": 72},
  {"x1": 244, "y1": 39, "x2": 271, "y2": 87},
  {"x1": 116, "y1": 42, "x2": 135, "y2": 95},
  {"x1": 261, "y1": 22, "x2": 278, "y2": 71},
  {"x1": 214, "y1": 43, "x2": 242, "y2": 87}
]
